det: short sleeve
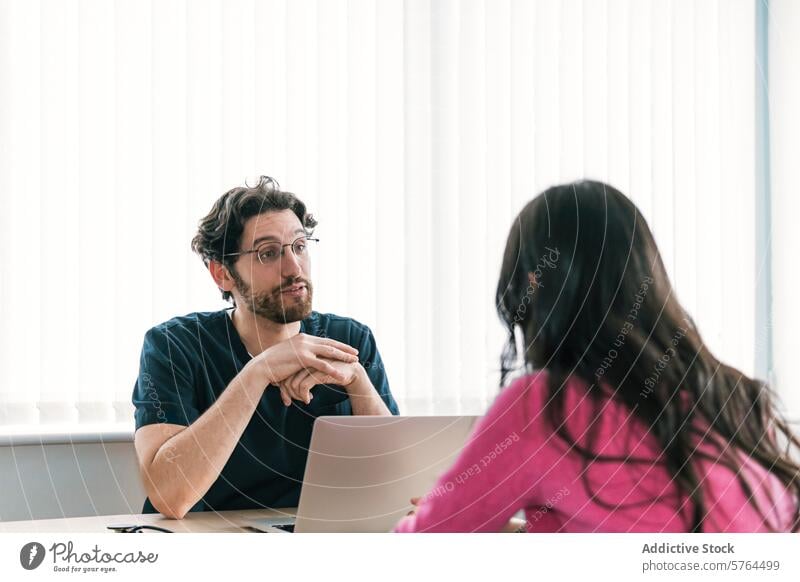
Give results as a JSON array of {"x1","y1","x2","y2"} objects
[
  {"x1": 356, "y1": 325, "x2": 400, "y2": 415},
  {"x1": 132, "y1": 326, "x2": 201, "y2": 429}
]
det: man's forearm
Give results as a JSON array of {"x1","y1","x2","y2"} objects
[
  {"x1": 144, "y1": 361, "x2": 269, "y2": 518},
  {"x1": 345, "y1": 367, "x2": 391, "y2": 416}
]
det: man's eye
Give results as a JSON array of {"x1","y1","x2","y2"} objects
[
  {"x1": 259, "y1": 248, "x2": 279, "y2": 260},
  {"x1": 294, "y1": 243, "x2": 307, "y2": 253}
]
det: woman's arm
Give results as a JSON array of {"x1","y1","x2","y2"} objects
[{"x1": 394, "y1": 375, "x2": 544, "y2": 532}]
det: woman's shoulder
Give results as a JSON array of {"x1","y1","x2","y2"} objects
[
  {"x1": 492, "y1": 369, "x2": 565, "y2": 420},
  {"x1": 495, "y1": 370, "x2": 621, "y2": 429},
  {"x1": 500, "y1": 369, "x2": 593, "y2": 402},
  {"x1": 503, "y1": 368, "x2": 549, "y2": 391}
]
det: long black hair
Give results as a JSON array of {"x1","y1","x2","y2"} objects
[{"x1": 496, "y1": 180, "x2": 800, "y2": 532}]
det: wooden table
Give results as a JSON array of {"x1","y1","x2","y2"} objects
[{"x1": 0, "y1": 508, "x2": 297, "y2": 533}]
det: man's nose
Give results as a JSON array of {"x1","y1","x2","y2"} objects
[{"x1": 280, "y1": 248, "x2": 303, "y2": 278}]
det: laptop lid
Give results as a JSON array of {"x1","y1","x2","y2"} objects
[{"x1": 293, "y1": 415, "x2": 479, "y2": 533}]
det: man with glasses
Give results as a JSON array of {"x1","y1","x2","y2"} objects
[{"x1": 132, "y1": 176, "x2": 399, "y2": 519}]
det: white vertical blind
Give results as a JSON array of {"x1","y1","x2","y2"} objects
[
  {"x1": 769, "y1": 0, "x2": 800, "y2": 420},
  {"x1": 0, "y1": 0, "x2": 760, "y2": 427}
]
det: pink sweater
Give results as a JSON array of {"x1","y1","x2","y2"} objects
[{"x1": 394, "y1": 372, "x2": 797, "y2": 532}]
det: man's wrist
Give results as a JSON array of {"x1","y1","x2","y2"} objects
[
  {"x1": 343, "y1": 364, "x2": 372, "y2": 394},
  {"x1": 342, "y1": 364, "x2": 390, "y2": 415},
  {"x1": 243, "y1": 354, "x2": 275, "y2": 388}
]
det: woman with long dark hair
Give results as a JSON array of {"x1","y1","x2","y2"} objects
[{"x1": 394, "y1": 181, "x2": 800, "y2": 532}]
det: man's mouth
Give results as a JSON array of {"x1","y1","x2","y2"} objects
[{"x1": 280, "y1": 283, "x2": 307, "y2": 296}]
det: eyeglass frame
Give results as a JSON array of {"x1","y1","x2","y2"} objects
[
  {"x1": 107, "y1": 524, "x2": 173, "y2": 533},
  {"x1": 223, "y1": 235, "x2": 320, "y2": 265}
]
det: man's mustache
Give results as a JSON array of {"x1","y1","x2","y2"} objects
[{"x1": 271, "y1": 277, "x2": 311, "y2": 295}]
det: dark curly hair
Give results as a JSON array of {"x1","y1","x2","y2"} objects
[{"x1": 191, "y1": 175, "x2": 317, "y2": 302}]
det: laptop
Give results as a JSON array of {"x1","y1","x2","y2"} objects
[{"x1": 245, "y1": 415, "x2": 479, "y2": 533}]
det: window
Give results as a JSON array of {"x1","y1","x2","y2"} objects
[{"x1": 0, "y1": 0, "x2": 782, "y2": 428}]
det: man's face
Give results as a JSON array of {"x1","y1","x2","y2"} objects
[{"x1": 228, "y1": 209, "x2": 314, "y2": 323}]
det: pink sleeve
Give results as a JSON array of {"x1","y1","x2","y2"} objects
[{"x1": 394, "y1": 374, "x2": 544, "y2": 532}]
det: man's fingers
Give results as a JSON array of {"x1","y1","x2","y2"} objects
[
  {"x1": 278, "y1": 370, "x2": 324, "y2": 406},
  {"x1": 290, "y1": 370, "x2": 309, "y2": 393},
  {"x1": 295, "y1": 371, "x2": 318, "y2": 403},
  {"x1": 312, "y1": 343, "x2": 359, "y2": 363},
  {"x1": 288, "y1": 369, "x2": 324, "y2": 393},
  {"x1": 299, "y1": 374, "x2": 320, "y2": 392},
  {"x1": 286, "y1": 372, "x2": 313, "y2": 404},
  {"x1": 308, "y1": 374, "x2": 337, "y2": 388},
  {"x1": 300, "y1": 334, "x2": 358, "y2": 355},
  {"x1": 314, "y1": 359, "x2": 349, "y2": 383},
  {"x1": 318, "y1": 337, "x2": 359, "y2": 355},
  {"x1": 295, "y1": 382, "x2": 312, "y2": 404},
  {"x1": 301, "y1": 368, "x2": 342, "y2": 389}
]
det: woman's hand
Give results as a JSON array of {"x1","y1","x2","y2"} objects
[{"x1": 406, "y1": 496, "x2": 423, "y2": 517}]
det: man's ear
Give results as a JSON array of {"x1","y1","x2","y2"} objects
[{"x1": 208, "y1": 260, "x2": 236, "y2": 294}]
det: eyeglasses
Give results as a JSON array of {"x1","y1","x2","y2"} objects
[
  {"x1": 225, "y1": 236, "x2": 319, "y2": 266},
  {"x1": 107, "y1": 524, "x2": 173, "y2": 533}
]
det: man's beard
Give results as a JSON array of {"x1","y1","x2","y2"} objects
[{"x1": 230, "y1": 269, "x2": 313, "y2": 324}]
